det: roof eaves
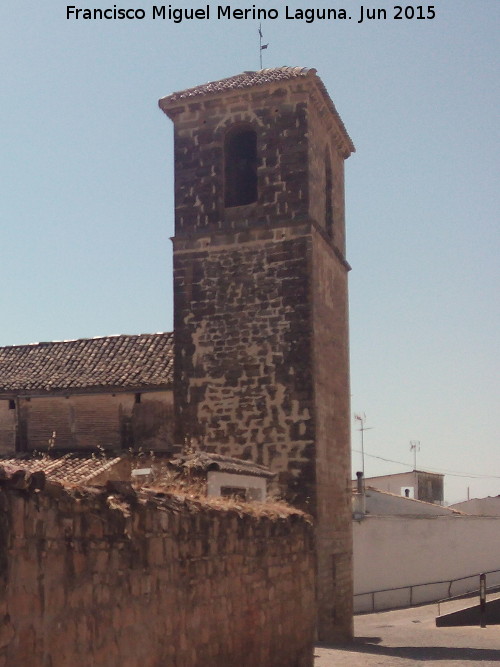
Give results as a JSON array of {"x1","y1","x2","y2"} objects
[
  {"x1": 159, "y1": 67, "x2": 316, "y2": 111},
  {"x1": 0, "y1": 332, "x2": 174, "y2": 393},
  {"x1": 159, "y1": 67, "x2": 354, "y2": 156}
]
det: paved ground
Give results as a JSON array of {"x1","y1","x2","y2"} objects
[{"x1": 314, "y1": 600, "x2": 500, "y2": 666}]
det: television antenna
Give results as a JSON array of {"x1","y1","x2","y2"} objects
[
  {"x1": 410, "y1": 440, "x2": 421, "y2": 470},
  {"x1": 354, "y1": 413, "x2": 373, "y2": 477}
]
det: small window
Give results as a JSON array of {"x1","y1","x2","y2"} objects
[
  {"x1": 220, "y1": 486, "x2": 247, "y2": 500},
  {"x1": 325, "y1": 150, "x2": 333, "y2": 238},
  {"x1": 135, "y1": 393, "x2": 141, "y2": 405},
  {"x1": 8, "y1": 399, "x2": 15, "y2": 410},
  {"x1": 224, "y1": 128, "x2": 257, "y2": 207}
]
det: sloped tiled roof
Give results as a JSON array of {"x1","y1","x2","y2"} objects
[
  {"x1": 173, "y1": 451, "x2": 276, "y2": 479},
  {"x1": 160, "y1": 67, "x2": 315, "y2": 104},
  {"x1": 0, "y1": 332, "x2": 173, "y2": 393},
  {"x1": 0, "y1": 453, "x2": 125, "y2": 486}
]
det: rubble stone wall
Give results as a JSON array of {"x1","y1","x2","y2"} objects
[
  {"x1": 0, "y1": 466, "x2": 315, "y2": 667},
  {"x1": 169, "y1": 81, "x2": 311, "y2": 236},
  {"x1": 0, "y1": 391, "x2": 173, "y2": 454},
  {"x1": 174, "y1": 225, "x2": 316, "y2": 510},
  {"x1": 312, "y1": 226, "x2": 353, "y2": 641}
]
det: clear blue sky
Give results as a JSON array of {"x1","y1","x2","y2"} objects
[{"x1": 1, "y1": 0, "x2": 498, "y2": 502}]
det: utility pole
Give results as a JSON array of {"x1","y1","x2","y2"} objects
[{"x1": 354, "y1": 413, "x2": 372, "y2": 478}]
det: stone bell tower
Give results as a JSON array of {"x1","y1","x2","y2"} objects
[{"x1": 159, "y1": 67, "x2": 354, "y2": 641}]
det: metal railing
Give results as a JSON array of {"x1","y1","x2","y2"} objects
[
  {"x1": 437, "y1": 570, "x2": 500, "y2": 616},
  {"x1": 354, "y1": 567, "x2": 500, "y2": 613}
]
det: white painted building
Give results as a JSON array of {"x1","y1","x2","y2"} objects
[
  {"x1": 171, "y1": 451, "x2": 275, "y2": 502},
  {"x1": 357, "y1": 470, "x2": 444, "y2": 504},
  {"x1": 449, "y1": 496, "x2": 500, "y2": 517},
  {"x1": 353, "y1": 487, "x2": 500, "y2": 612}
]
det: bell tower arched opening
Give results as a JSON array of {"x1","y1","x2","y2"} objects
[{"x1": 224, "y1": 127, "x2": 257, "y2": 208}]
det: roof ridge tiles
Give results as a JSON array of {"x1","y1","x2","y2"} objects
[{"x1": 1, "y1": 331, "x2": 172, "y2": 350}]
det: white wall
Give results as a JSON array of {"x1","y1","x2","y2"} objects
[
  {"x1": 354, "y1": 514, "x2": 500, "y2": 612},
  {"x1": 361, "y1": 472, "x2": 418, "y2": 495},
  {"x1": 207, "y1": 471, "x2": 266, "y2": 501},
  {"x1": 450, "y1": 497, "x2": 500, "y2": 517},
  {"x1": 362, "y1": 489, "x2": 453, "y2": 517}
]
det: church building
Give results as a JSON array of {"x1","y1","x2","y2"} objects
[{"x1": 0, "y1": 67, "x2": 355, "y2": 643}]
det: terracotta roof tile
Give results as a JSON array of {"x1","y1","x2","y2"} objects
[
  {"x1": 0, "y1": 453, "x2": 124, "y2": 485},
  {"x1": 0, "y1": 332, "x2": 173, "y2": 393},
  {"x1": 173, "y1": 451, "x2": 276, "y2": 479},
  {"x1": 160, "y1": 67, "x2": 315, "y2": 105}
]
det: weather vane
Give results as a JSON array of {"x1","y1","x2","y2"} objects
[{"x1": 258, "y1": 24, "x2": 269, "y2": 69}]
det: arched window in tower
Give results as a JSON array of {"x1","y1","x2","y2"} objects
[
  {"x1": 224, "y1": 127, "x2": 257, "y2": 207},
  {"x1": 325, "y1": 149, "x2": 333, "y2": 238}
]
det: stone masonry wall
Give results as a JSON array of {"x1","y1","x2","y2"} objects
[
  {"x1": 0, "y1": 391, "x2": 173, "y2": 454},
  {"x1": 308, "y1": 93, "x2": 353, "y2": 641},
  {"x1": 312, "y1": 226, "x2": 353, "y2": 641},
  {"x1": 174, "y1": 225, "x2": 315, "y2": 509},
  {"x1": 307, "y1": 99, "x2": 347, "y2": 257},
  {"x1": 0, "y1": 403, "x2": 15, "y2": 454},
  {"x1": 170, "y1": 82, "x2": 311, "y2": 236},
  {"x1": 0, "y1": 464, "x2": 315, "y2": 667}
]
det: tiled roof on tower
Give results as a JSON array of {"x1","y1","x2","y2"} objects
[
  {"x1": 159, "y1": 67, "x2": 354, "y2": 154},
  {"x1": 160, "y1": 67, "x2": 316, "y2": 103}
]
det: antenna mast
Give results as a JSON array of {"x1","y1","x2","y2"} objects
[
  {"x1": 354, "y1": 413, "x2": 372, "y2": 477},
  {"x1": 410, "y1": 440, "x2": 421, "y2": 470}
]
